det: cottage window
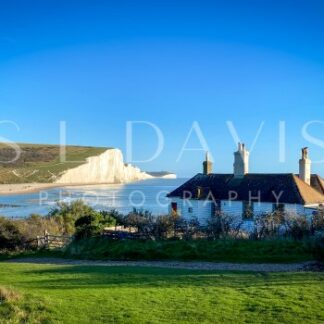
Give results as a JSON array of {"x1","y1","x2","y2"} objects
[
  {"x1": 188, "y1": 207, "x2": 193, "y2": 213},
  {"x1": 243, "y1": 202, "x2": 254, "y2": 220}
]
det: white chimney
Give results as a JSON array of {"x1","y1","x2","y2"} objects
[
  {"x1": 234, "y1": 143, "x2": 249, "y2": 178},
  {"x1": 299, "y1": 147, "x2": 311, "y2": 185}
]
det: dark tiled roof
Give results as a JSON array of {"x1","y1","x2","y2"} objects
[{"x1": 168, "y1": 173, "x2": 324, "y2": 205}]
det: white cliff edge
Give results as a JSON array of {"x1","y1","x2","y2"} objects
[
  {"x1": 147, "y1": 173, "x2": 177, "y2": 179},
  {"x1": 55, "y1": 149, "x2": 153, "y2": 184},
  {"x1": 160, "y1": 174, "x2": 177, "y2": 179},
  {"x1": 55, "y1": 148, "x2": 176, "y2": 184}
]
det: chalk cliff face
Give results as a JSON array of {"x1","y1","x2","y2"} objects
[{"x1": 55, "y1": 149, "x2": 152, "y2": 184}]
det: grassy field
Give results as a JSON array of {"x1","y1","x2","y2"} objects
[
  {"x1": 63, "y1": 237, "x2": 317, "y2": 263},
  {"x1": 0, "y1": 143, "x2": 107, "y2": 183},
  {"x1": 0, "y1": 262, "x2": 323, "y2": 323}
]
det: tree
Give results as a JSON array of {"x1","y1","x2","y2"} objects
[{"x1": 48, "y1": 200, "x2": 96, "y2": 234}]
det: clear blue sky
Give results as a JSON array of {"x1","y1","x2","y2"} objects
[{"x1": 0, "y1": 0, "x2": 324, "y2": 177}]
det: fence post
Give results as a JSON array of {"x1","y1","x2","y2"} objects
[{"x1": 44, "y1": 230, "x2": 49, "y2": 248}]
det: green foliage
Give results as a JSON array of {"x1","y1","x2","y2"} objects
[
  {"x1": 74, "y1": 211, "x2": 117, "y2": 240},
  {"x1": 312, "y1": 209, "x2": 324, "y2": 232},
  {"x1": 75, "y1": 213, "x2": 103, "y2": 240},
  {"x1": 0, "y1": 201, "x2": 120, "y2": 250},
  {"x1": 0, "y1": 263, "x2": 323, "y2": 323},
  {"x1": 64, "y1": 237, "x2": 315, "y2": 263},
  {"x1": 313, "y1": 235, "x2": 324, "y2": 261},
  {"x1": 0, "y1": 218, "x2": 24, "y2": 250},
  {"x1": 49, "y1": 199, "x2": 96, "y2": 234}
]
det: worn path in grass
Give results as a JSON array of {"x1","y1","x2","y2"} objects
[{"x1": 6, "y1": 257, "x2": 322, "y2": 272}]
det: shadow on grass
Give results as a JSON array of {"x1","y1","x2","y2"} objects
[{"x1": 20, "y1": 265, "x2": 322, "y2": 290}]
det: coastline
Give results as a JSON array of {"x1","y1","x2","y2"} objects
[
  {"x1": 0, "y1": 176, "x2": 177, "y2": 196},
  {"x1": 0, "y1": 182, "x2": 127, "y2": 196}
]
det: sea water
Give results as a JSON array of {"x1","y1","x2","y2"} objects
[{"x1": 0, "y1": 178, "x2": 187, "y2": 218}]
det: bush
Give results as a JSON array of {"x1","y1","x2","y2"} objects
[
  {"x1": 74, "y1": 211, "x2": 117, "y2": 240},
  {"x1": 284, "y1": 213, "x2": 311, "y2": 240},
  {"x1": 313, "y1": 234, "x2": 324, "y2": 261},
  {"x1": 311, "y1": 208, "x2": 324, "y2": 233},
  {"x1": 153, "y1": 214, "x2": 178, "y2": 239},
  {"x1": 19, "y1": 214, "x2": 63, "y2": 242},
  {"x1": 74, "y1": 213, "x2": 104, "y2": 240},
  {"x1": 205, "y1": 212, "x2": 240, "y2": 239},
  {"x1": 0, "y1": 218, "x2": 25, "y2": 250},
  {"x1": 49, "y1": 200, "x2": 96, "y2": 234}
]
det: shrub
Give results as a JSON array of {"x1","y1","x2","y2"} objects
[
  {"x1": 49, "y1": 200, "x2": 98, "y2": 234},
  {"x1": 18, "y1": 214, "x2": 63, "y2": 242},
  {"x1": 153, "y1": 214, "x2": 178, "y2": 239},
  {"x1": 99, "y1": 210, "x2": 118, "y2": 228},
  {"x1": 74, "y1": 211, "x2": 117, "y2": 240},
  {"x1": 205, "y1": 212, "x2": 239, "y2": 239},
  {"x1": 74, "y1": 213, "x2": 104, "y2": 240},
  {"x1": 284, "y1": 213, "x2": 311, "y2": 240},
  {"x1": 313, "y1": 234, "x2": 324, "y2": 261},
  {"x1": 175, "y1": 217, "x2": 201, "y2": 240},
  {"x1": 253, "y1": 212, "x2": 285, "y2": 239},
  {"x1": 311, "y1": 208, "x2": 324, "y2": 233},
  {"x1": 0, "y1": 218, "x2": 25, "y2": 250}
]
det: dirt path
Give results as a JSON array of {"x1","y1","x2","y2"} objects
[{"x1": 5, "y1": 258, "x2": 322, "y2": 272}]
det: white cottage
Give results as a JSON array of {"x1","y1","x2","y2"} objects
[{"x1": 168, "y1": 145, "x2": 324, "y2": 228}]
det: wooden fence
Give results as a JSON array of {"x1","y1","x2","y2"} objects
[{"x1": 36, "y1": 233, "x2": 72, "y2": 249}]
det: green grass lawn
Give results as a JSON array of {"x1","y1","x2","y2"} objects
[{"x1": 0, "y1": 262, "x2": 323, "y2": 323}]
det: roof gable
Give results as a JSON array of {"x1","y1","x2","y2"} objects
[
  {"x1": 310, "y1": 174, "x2": 324, "y2": 195},
  {"x1": 293, "y1": 175, "x2": 324, "y2": 205}
]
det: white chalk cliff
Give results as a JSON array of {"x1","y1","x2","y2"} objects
[{"x1": 55, "y1": 149, "x2": 153, "y2": 184}]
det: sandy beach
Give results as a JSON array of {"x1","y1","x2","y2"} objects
[
  {"x1": 0, "y1": 181, "x2": 132, "y2": 196},
  {"x1": 0, "y1": 183, "x2": 63, "y2": 196}
]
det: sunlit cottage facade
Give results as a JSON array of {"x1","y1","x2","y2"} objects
[{"x1": 168, "y1": 145, "x2": 324, "y2": 230}]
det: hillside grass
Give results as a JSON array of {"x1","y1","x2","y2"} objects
[
  {"x1": 0, "y1": 262, "x2": 323, "y2": 323},
  {"x1": 0, "y1": 143, "x2": 108, "y2": 183},
  {"x1": 62, "y1": 238, "x2": 316, "y2": 263}
]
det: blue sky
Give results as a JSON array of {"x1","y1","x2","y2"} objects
[{"x1": 0, "y1": 0, "x2": 324, "y2": 177}]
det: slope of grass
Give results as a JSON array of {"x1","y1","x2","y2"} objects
[
  {"x1": 0, "y1": 143, "x2": 108, "y2": 183},
  {"x1": 63, "y1": 237, "x2": 316, "y2": 263},
  {"x1": 0, "y1": 285, "x2": 49, "y2": 323},
  {"x1": 0, "y1": 262, "x2": 323, "y2": 323}
]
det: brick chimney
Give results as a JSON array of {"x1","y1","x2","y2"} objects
[
  {"x1": 203, "y1": 152, "x2": 212, "y2": 175},
  {"x1": 234, "y1": 143, "x2": 249, "y2": 178},
  {"x1": 299, "y1": 147, "x2": 311, "y2": 185}
]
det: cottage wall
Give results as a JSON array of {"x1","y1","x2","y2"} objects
[{"x1": 169, "y1": 198, "x2": 317, "y2": 229}]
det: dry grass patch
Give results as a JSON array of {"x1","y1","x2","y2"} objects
[{"x1": 0, "y1": 286, "x2": 21, "y2": 303}]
